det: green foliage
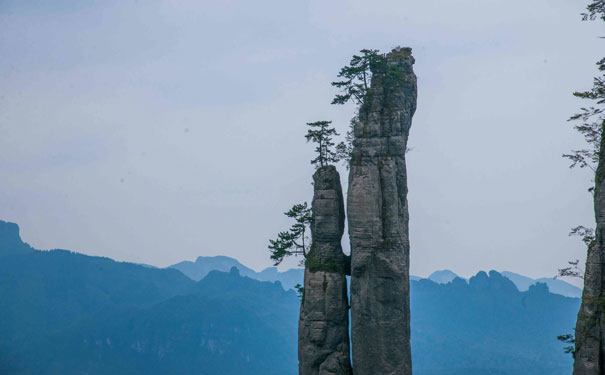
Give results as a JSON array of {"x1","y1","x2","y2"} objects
[
  {"x1": 294, "y1": 283, "x2": 304, "y2": 301},
  {"x1": 338, "y1": 118, "x2": 356, "y2": 169},
  {"x1": 556, "y1": 259, "x2": 584, "y2": 280},
  {"x1": 331, "y1": 48, "x2": 413, "y2": 165},
  {"x1": 305, "y1": 120, "x2": 346, "y2": 168},
  {"x1": 331, "y1": 48, "x2": 413, "y2": 108},
  {"x1": 569, "y1": 225, "x2": 595, "y2": 246},
  {"x1": 564, "y1": 0, "x2": 605, "y2": 184},
  {"x1": 331, "y1": 49, "x2": 382, "y2": 106},
  {"x1": 559, "y1": 5, "x2": 604, "y2": 361},
  {"x1": 564, "y1": 57, "x2": 605, "y2": 174},
  {"x1": 557, "y1": 333, "x2": 576, "y2": 357},
  {"x1": 305, "y1": 254, "x2": 339, "y2": 273},
  {"x1": 582, "y1": 0, "x2": 605, "y2": 21},
  {"x1": 268, "y1": 202, "x2": 312, "y2": 266},
  {"x1": 556, "y1": 226, "x2": 592, "y2": 279}
]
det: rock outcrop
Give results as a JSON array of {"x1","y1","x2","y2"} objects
[
  {"x1": 347, "y1": 47, "x2": 417, "y2": 375},
  {"x1": 574, "y1": 125, "x2": 605, "y2": 375},
  {"x1": 299, "y1": 165, "x2": 352, "y2": 375}
]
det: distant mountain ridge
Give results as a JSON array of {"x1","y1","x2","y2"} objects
[
  {"x1": 169, "y1": 256, "x2": 304, "y2": 291},
  {"x1": 0, "y1": 220, "x2": 581, "y2": 374},
  {"x1": 500, "y1": 271, "x2": 582, "y2": 298},
  {"x1": 0, "y1": 220, "x2": 297, "y2": 375},
  {"x1": 170, "y1": 257, "x2": 582, "y2": 298},
  {"x1": 428, "y1": 269, "x2": 460, "y2": 284},
  {"x1": 424, "y1": 269, "x2": 581, "y2": 298},
  {"x1": 0, "y1": 220, "x2": 34, "y2": 256}
]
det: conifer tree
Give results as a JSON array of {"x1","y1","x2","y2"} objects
[
  {"x1": 305, "y1": 120, "x2": 346, "y2": 168},
  {"x1": 268, "y1": 121, "x2": 347, "y2": 265},
  {"x1": 268, "y1": 202, "x2": 312, "y2": 266},
  {"x1": 331, "y1": 49, "x2": 382, "y2": 106},
  {"x1": 563, "y1": 1, "x2": 605, "y2": 372}
]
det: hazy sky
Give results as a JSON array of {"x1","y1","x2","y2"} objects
[{"x1": 1, "y1": 0, "x2": 604, "y2": 284}]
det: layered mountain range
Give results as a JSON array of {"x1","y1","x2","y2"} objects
[
  {"x1": 171, "y1": 256, "x2": 581, "y2": 298},
  {"x1": 0, "y1": 220, "x2": 580, "y2": 374}
]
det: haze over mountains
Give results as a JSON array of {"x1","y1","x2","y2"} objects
[
  {"x1": 170, "y1": 255, "x2": 582, "y2": 298},
  {"x1": 169, "y1": 256, "x2": 303, "y2": 291},
  {"x1": 0, "y1": 220, "x2": 580, "y2": 374}
]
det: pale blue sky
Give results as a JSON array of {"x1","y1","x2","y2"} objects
[{"x1": 1, "y1": 0, "x2": 603, "y2": 285}]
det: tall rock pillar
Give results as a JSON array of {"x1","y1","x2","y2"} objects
[
  {"x1": 299, "y1": 165, "x2": 353, "y2": 375},
  {"x1": 347, "y1": 47, "x2": 417, "y2": 375},
  {"x1": 574, "y1": 122, "x2": 605, "y2": 375}
]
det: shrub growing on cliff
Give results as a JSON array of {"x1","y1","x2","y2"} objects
[
  {"x1": 563, "y1": 0, "x2": 605, "y2": 176},
  {"x1": 559, "y1": 0, "x2": 604, "y2": 361},
  {"x1": 583, "y1": 0, "x2": 605, "y2": 20},
  {"x1": 331, "y1": 48, "x2": 412, "y2": 108},
  {"x1": 268, "y1": 202, "x2": 312, "y2": 266},
  {"x1": 563, "y1": 57, "x2": 605, "y2": 175},
  {"x1": 331, "y1": 49, "x2": 382, "y2": 106},
  {"x1": 305, "y1": 120, "x2": 346, "y2": 168},
  {"x1": 331, "y1": 48, "x2": 413, "y2": 167}
]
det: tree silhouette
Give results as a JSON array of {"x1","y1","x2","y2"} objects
[
  {"x1": 331, "y1": 49, "x2": 382, "y2": 106},
  {"x1": 305, "y1": 120, "x2": 346, "y2": 168},
  {"x1": 268, "y1": 202, "x2": 312, "y2": 266}
]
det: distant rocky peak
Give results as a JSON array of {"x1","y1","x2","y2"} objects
[
  {"x1": 428, "y1": 270, "x2": 462, "y2": 284},
  {"x1": 0, "y1": 220, "x2": 34, "y2": 256},
  {"x1": 469, "y1": 270, "x2": 518, "y2": 293}
]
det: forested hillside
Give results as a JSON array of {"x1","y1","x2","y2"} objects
[{"x1": 0, "y1": 221, "x2": 578, "y2": 374}]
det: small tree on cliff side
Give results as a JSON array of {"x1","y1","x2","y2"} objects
[
  {"x1": 305, "y1": 120, "x2": 346, "y2": 168},
  {"x1": 268, "y1": 121, "x2": 347, "y2": 265},
  {"x1": 331, "y1": 48, "x2": 410, "y2": 108},
  {"x1": 331, "y1": 48, "x2": 412, "y2": 166},
  {"x1": 331, "y1": 49, "x2": 382, "y2": 106},
  {"x1": 583, "y1": 0, "x2": 605, "y2": 21},
  {"x1": 268, "y1": 202, "x2": 312, "y2": 266},
  {"x1": 561, "y1": 0, "x2": 604, "y2": 269},
  {"x1": 558, "y1": 0, "x2": 604, "y2": 361},
  {"x1": 561, "y1": 0, "x2": 605, "y2": 268},
  {"x1": 563, "y1": 0, "x2": 605, "y2": 176},
  {"x1": 330, "y1": 50, "x2": 384, "y2": 166},
  {"x1": 563, "y1": 57, "x2": 605, "y2": 176}
]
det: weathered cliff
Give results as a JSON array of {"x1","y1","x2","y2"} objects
[
  {"x1": 347, "y1": 47, "x2": 417, "y2": 375},
  {"x1": 299, "y1": 165, "x2": 352, "y2": 375},
  {"x1": 574, "y1": 121, "x2": 605, "y2": 375}
]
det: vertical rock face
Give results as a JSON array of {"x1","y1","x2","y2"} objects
[
  {"x1": 299, "y1": 165, "x2": 352, "y2": 375},
  {"x1": 347, "y1": 47, "x2": 417, "y2": 375},
  {"x1": 574, "y1": 125, "x2": 605, "y2": 375}
]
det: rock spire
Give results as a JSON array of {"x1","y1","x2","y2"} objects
[
  {"x1": 347, "y1": 47, "x2": 417, "y2": 375},
  {"x1": 298, "y1": 165, "x2": 352, "y2": 375},
  {"x1": 574, "y1": 122, "x2": 605, "y2": 375}
]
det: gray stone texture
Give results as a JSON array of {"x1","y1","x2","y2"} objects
[
  {"x1": 347, "y1": 47, "x2": 417, "y2": 375},
  {"x1": 299, "y1": 165, "x2": 352, "y2": 375},
  {"x1": 574, "y1": 125, "x2": 605, "y2": 375}
]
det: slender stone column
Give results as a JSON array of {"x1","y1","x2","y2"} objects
[
  {"x1": 347, "y1": 47, "x2": 417, "y2": 375},
  {"x1": 574, "y1": 121, "x2": 605, "y2": 375},
  {"x1": 299, "y1": 165, "x2": 352, "y2": 375}
]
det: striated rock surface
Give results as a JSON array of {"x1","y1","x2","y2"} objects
[
  {"x1": 574, "y1": 126, "x2": 605, "y2": 375},
  {"x1": 299, "y1": 165, "x2": 352, "y2": 375},
  {"x1": 347, "y1": 47, "x2": 417, "y2": 375}
]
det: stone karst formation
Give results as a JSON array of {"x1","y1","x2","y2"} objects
[
  {"x1": 347, "y1": 47, "x2": 417, "y2": 375},
  {"x1": 298, "y1": 47, "x2": 417, "y2": 375},
  {"x1": 298, "y1": 165, "x2": 352, "y2": 375},
  {"x1": 574, "y1": 130, "x2": 605, "y2": 375}
]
